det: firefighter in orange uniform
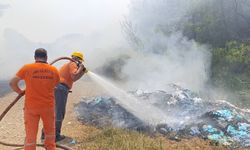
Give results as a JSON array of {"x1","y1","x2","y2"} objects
[
  {"x1": 41, "y1": 51, "x2": 87, "y2": 142},
  {"x1": 54, "y1": 51, "x2": 86, "y2": 141},
  {"x1": 9, "y1": 48, "x2": 59, "y2": 150}
]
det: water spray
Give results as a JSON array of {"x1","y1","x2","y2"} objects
[{"x1": 86, "y1": 71, "x2": 178, "y2": 125}]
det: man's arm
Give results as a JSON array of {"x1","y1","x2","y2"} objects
[
  {"x1": 71, "y1": 63, "x2": 86, "y2": 82},
  {"x1": 9, "y1": 76, "x2": 24, "y2": 94}
]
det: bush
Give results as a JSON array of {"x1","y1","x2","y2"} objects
[{"x1": 211, "y1": 41, "x2": 250, "y2": 91}]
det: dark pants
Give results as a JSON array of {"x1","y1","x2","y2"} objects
[
  {"x1": 41, "y1": 83, "x2": 69, "y2": 139},
  {"x1": 55, "y1": 83, "x2": 69, "y2": 137}
]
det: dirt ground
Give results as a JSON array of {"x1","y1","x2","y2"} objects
[
  {"x1": 0, "y1": 79, "x2": 238, "y2": 150},
  {"x1": 0, "y1": 79, "x2": 105, "y2": 150}
]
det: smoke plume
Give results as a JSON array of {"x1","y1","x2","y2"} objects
[{"x1": 99, "y1": 0, "x2": 212, "y2": 92}]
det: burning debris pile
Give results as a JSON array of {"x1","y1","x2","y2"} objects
[
  {"x1": 75, "y1": 85, "x2": 250, "y2": 147},
  {"x1": 75, "y1": 96, "x2": 145, "y2": 130}
]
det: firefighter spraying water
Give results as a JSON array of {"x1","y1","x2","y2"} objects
[
  {"x1": 0, "y1": 49, "x2": 82, "y2": 150},
  {"x1": 41, "y1": 51, "x2": 87, "y2": 142}
]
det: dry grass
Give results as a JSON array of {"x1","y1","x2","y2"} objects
[{"x1": 76, "y1": 128, "x2": 233, "y2": 150}]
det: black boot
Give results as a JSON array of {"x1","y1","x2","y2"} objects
[{"x1": 56, "y1": 135, "x2": 66, "y2": 142}]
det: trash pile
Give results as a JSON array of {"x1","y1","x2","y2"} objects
[
  {"x1": 75, "y1": 85, "x2": 250, "y2": 147},
  {"x1": 75, "y1": 96, "x2": 144, "y2": 129}
]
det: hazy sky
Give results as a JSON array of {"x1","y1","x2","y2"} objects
[
  {"x1": 0, "y1": 0, "x2": 131, "y2": 79},
  {"x1": 0, "y1": 0, "x2": 130, "y2": 43}
]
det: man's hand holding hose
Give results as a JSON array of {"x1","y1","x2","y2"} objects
[
  {"x1": 78, "y1": 63, "x2": 88, "y2": 74},
  {"x1": 72, "y1": 61, "x2": 86, "y2": 82}
]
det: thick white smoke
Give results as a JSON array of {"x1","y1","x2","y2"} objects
[
  {"x1": 116, "y1": 0, "x2": 211, "y2": 92},
  {"x1": 122, "y1": 35, "x2": 211, "y2": 92},
  {"x1": 0, "y1": 0, "x2": 212, "y2": 94}
]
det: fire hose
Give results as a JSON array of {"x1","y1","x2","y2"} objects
[{"x1": 0, "y1": 57, "x2": 79, "y2": 150}]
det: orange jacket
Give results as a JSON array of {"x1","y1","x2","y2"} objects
[
  {"x1": 59, "y1": 62, "x2": 78, "y2": 89},
  {"x1": 16, "y1": 62, "x2": 59, "y2": 109}
]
